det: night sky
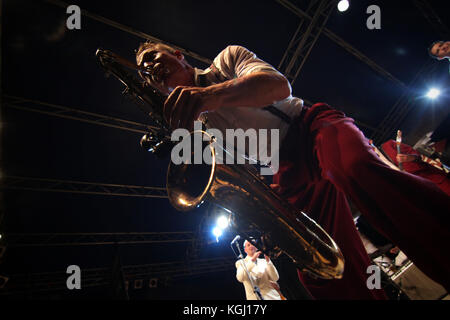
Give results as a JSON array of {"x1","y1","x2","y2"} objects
[{"x1": 1, "y1": 0, "x2": 449, "y2": 299}]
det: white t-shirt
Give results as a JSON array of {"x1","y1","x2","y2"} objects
[{"x1": 196, "y1": 45, "x2": 303, "y2": 167}]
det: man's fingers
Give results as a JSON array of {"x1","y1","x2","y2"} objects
[
  {"x1": 169, "y1": 88, "x2": 204, "y2": 130},
  {"x1": 181, "y1": 96, "x2": 202, "y2": 130},
  {"x1": 251, "y1": 251, "x2": 261, "y2": 262},
  {"x1": 176, "y1": 93, "x2": 195, "y2": 130},
  {"x1": 164, "y1": 86, "x2": 206, "y2": 130},
  {"x1": 169, "y1": 89, "x2": 190, "y2": 129},
  {"x1": 163, "y1": 86, "x2": 184, "y2": 123}
]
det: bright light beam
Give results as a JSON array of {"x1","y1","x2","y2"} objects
[
  {"x1": 212, "y1": 227, "x2": 223, "y2": 243},
  {"x1": 426, "y1": 88, "x2": 441, "y2": 99},
  {"x1": 217, "y1": 216, "x2": 229, "y2": 229}
]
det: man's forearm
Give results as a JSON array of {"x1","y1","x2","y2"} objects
[
  {"x1": 204, "y1": 72, "x2": 291, "y2": 110},
  {"x1": 266, "y1": 262, "x2": 280, "y2": 282}
]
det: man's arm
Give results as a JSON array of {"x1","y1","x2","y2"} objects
[
  {"x1": 164, "y1": 72, "x2": 290, "y2": 129},
  {"x1": 206, "y1": 44, "x2": 291, "y2": 108},
  {"x1": 205, "y1": 71, "x2": 290, "y2": 109},
  {"x1": 265, "y1": 260, "x2": 280, "y2": 282},
  {"x1": 163, "y1": 45, "x2": 291, "y2": 129},
  {"x1": 235, "y1": 259, "x2": 257, "y2": 283}
]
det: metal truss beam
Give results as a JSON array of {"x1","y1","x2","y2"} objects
[
  {"x1": 0, "y1": 256, "x2": 236, "y2": 295},
  {"x1": 276, "y1": 0, "x2": 408, "y2": 89},
  {"x1": 3, "y1": 231, "x2": 244, "y2": 247},
  {"x1": 413, "y1": 0, "x2": 450, "y2": 38},
  {"x1": 278, "y1": 0, "x2": 336, "y2": 85},
  {"x1": 4, "y1": 232, "x2": 194, "y2": 247},
  {"x1": 45, "y1": 0, "x2": 213, "y2": 66},
  {"x1": 1, "y1": 176, "x2": 168, "y2": 198},
  {"x1": 370, "y1": 60, "x2": 438, "y2": 145},
  {"x1": 122, "y1": 257, "x2": 236, "y2": 281},
  {"x1": 2, "y1": 95, "x2": 155, "y2": 134}
]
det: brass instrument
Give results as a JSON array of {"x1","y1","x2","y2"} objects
[
  {"x1": 96, "y1": 48, "x2": 172, "y2": 156},
  {"x1": 96, "y1": 48, "x2": 345, "y2": 280}
]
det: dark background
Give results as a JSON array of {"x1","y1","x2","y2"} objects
[{"x1": 1, "y1": 0, "x2": 449, "y2": 299}]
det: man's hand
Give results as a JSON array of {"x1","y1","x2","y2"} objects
[
  {"x1": 162, "y1": 71, "x2": 291, "y2": 131},
  {"x1": 163, "y1": 86, "x2": 221, "y2": 130},
  {"x1": 251, "y1": 251, "x2": 261, "y2": 262},
  {"x1": 264, "y1": 254, "x2": 271, "y2": 262},
  {"x1": 396, "y1": 154, "x2": 418, "y2": 163}
]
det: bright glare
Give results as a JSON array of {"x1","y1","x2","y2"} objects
[
  {"x1": 177, "y1": 197, "x2": 189, "y2": 206},
  {"x1": 212, "y1": 227, "x2": 222, "y2": 238},
  {"x1": 217, "y1": 216, "x2": 229, "y2": 229},
  {"x1": 426, "y1": 88, "x2": 440, "y2": 99},
  {"x1": 337, "y1": 0, "x2": 349, "y2": 12}
]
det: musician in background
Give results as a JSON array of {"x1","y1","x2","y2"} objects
[
  {"x1": 235, "y1": 239, "x2": 282, "y2": 300},
  {"x1": 135, "y1": 42, "x2": 450, "y2": 299},
  {"x1": 429, "y1": 40, "x2": 450, "y2": 60},
  {"x1": 381, "y1": 140, "x2": 450, "y2": 196}
]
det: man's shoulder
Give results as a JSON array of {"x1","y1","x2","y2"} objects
[
  {"x1": 222, "y1": 44, "x2": 250, "y2": 53},
  {"x1": 215, "y1": 45, "x2": 253, "y2": 60},
  {"x1": 235, "y1": 258, "x2": 245, "y2": 267}
]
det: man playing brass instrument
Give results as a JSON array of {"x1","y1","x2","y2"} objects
[{"x1": 136, "y1": 42, "x2": 450, "y2": 299}]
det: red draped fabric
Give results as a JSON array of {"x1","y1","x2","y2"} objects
[
  {"x1": 381, "y1": 140, "x2": 450, "y2": 196},
  {"x1": 273, "y1": 103, "x2": 450, "y2": 299}
]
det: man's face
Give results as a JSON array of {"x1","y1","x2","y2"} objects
[
  {"x1": 430, "y1": 41, "x2": 450, "y2": 60},
  {"x1": 137, "y1": 47, "x2": 193, "y2": 95},
  {"x1": 244, "y1": 240, "x2": 257, "y2": 256}
]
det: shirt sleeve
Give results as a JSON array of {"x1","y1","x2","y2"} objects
[
  {"x1": 211, "y1": 45, "x2": 284, "y2": 80},
  {"x1": 236, "y1": 258, "x2": 280, "y2": 283},
  {"x1": 248, "y1": 259, "x2": 280, "y2": 281},
  {"x1": 265, "y1": 261, "x2": 280, "y2": 282},
  {"x1": 235, "y1": 259, "x2": 257, "y2": 283}
]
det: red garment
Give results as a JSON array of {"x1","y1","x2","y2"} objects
[
  {"x1": 381, "y1": 140, "x2": 450, "y2": 196},
  {"x1": 274, "y1": 103, "x2": 450, "y2": 300}
]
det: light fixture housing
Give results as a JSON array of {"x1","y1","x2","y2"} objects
[{"x1": 337, "y1": 0, "x2": 350, "y2": 12}]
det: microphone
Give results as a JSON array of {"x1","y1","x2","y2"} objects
[{"x1": 231, "y1": 235, "x2": 241, "y2": 245}]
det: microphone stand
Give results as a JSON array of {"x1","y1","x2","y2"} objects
[{"x1": 232, "y1": 238, "x2": 264, "y2": 301}]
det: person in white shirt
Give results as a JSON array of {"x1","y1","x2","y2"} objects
[{"x1": 235, "y1": 239, "x2": 281, "y2": 300}]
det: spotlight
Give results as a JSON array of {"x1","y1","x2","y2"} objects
[
  {"x1": 426, "y1": 88, "x2": 440, "y2": 99},
  {"x1": 212, "y1": 227, "x2": 223, "y2": 241},
  {"x1": 216, "y1": 216, "x2": 229, "y2": 229},
  {"x1": 337, "y1": 0, "x2": 349, "y2": 12}
]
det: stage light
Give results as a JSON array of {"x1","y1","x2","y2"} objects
[
  {"x1": 212, "y1": 227, "x2": 223, "y2": 242},
  {"x1": 337, "y1": 0, "x2": 349, "y2": 12},
  {"x1": 216, "y1": 215, "x2": 229, "y2": 229},
  {"x1": 426, "y1": 88, "x2": 441, "y2": 99}
]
